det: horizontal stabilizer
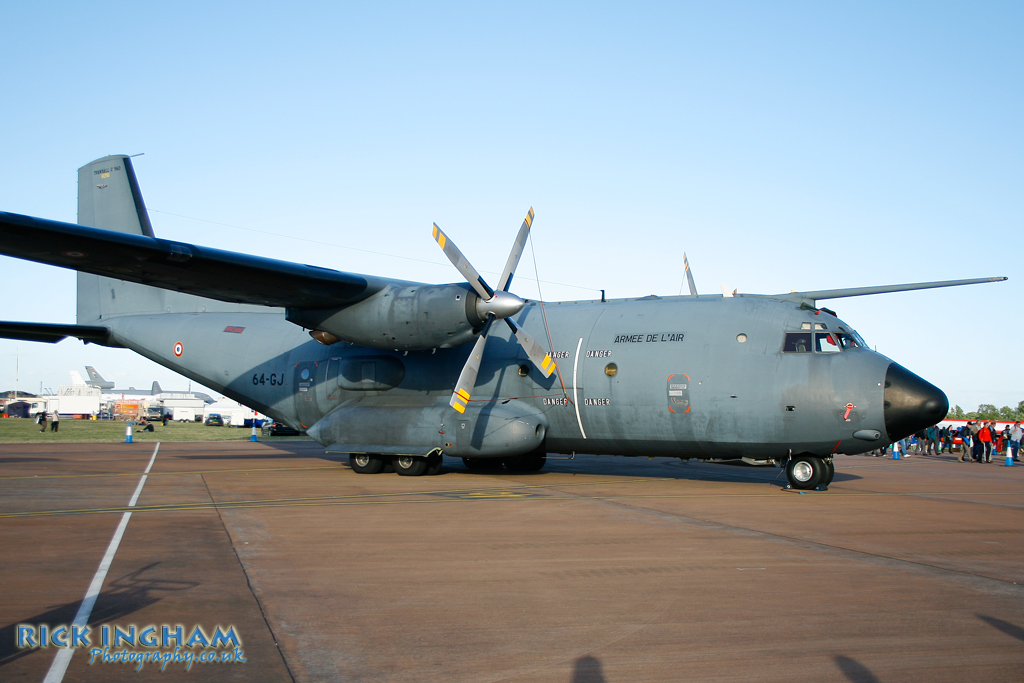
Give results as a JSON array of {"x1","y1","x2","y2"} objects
[
  {"x1": 0, "y1": 211, "x2": 405, "y2": 310},
  {"x1": 0, "y1": 321, "x2": 117, "y2": 345},
  {"x1": 773, "y1": 277, "x2": 1007, "y2": 306}
]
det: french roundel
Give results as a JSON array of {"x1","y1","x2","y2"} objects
[{"x1": 173, "y1": 342, "x2": 184, "y2": 357}]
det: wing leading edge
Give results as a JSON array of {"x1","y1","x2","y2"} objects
[
  {"x1": 769, "y1": 277, "x2": 1007, "y2": 307},
  {"x1": 0, "y1": 211, "x2": 412, "y2": 309}
]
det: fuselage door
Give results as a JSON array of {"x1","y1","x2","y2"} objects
[{"x1": 294, "y1": 360, "x2": 321, "y2": 429}]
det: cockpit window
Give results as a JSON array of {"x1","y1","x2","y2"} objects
[
  {"x1": 815, "y1": 332, "x2": 841, "y2": 353},
  {"x1": 783, "y1": 332, "x2": 811, "y2": 353},
  {"x1": 837, "y1": 330, "x2": 868, "y2": 349},
  {"x1": 838, "y1": 333, "x2": 859, "y2": 349},
  {"x1": 785, "y1": 331, "x2": 846, "y2": 353}
]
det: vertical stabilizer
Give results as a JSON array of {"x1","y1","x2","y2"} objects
[
  {"x1": 74, "y1": 155, "x2": 277, "y2": 324},
  {"x1": 84, "y1": 366, "x2": 114, "y2": 390},
  {"x1": 77, "y1": 155, "x2": 154, "y2": 236},
  {"x1": 77, "y1": 155, "x2": 163, "y2": 323}
]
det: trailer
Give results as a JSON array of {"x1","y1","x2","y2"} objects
[{"x1": 171, "y1": 407, "x2": 197, "y2": 422}]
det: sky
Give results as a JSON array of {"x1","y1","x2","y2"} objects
[{"x1": 1, "y1": 2, "x2": 1021, "y2": 412}]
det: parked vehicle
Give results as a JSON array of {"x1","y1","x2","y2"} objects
[
  {"x1": 204, "y1": 413, "x2": 225, "y2": 426},
  {"x1": 264, "y1": 421, "x2": 301, "y2": 436}
]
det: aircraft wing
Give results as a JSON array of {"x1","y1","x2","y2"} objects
[
  {"x1": 772, "y1": 277, "x2": 1007, "y2": 306},
  {"x1": 0, "y1": 321, "x2": 118, "y2": 345},
  {"x1": 0, "y1": 211, "x2": 409, "y2": 309}
]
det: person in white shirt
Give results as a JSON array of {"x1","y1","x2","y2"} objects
[{"x1": 1010, "y1": 422, "x2": 1023, "y2": 462}]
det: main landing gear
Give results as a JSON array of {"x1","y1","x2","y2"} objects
[
  {"x1": 785, "y1": 454, "x2": 834, "y2": 491},
  {"x1": 348, "y1": 452, "x2": 444, "y2": 476},
  {"x1": 347, "y1": 451, "x2": 548, "y2": 476}
]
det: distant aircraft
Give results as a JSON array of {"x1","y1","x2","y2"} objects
[
  {"x1": 0, "y1": 156, "x2": 1007, "y2": 488},
  {"x1": 69, "y1": 365, "x2": 213, "y2": 403}
]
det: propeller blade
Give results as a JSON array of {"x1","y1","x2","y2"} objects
[
  {"x1": 432, "y1": 223, "x2": 493, "y2": 300},
  {"x1": 497, "y1": 207, "x2": 534, "y2": 292},
  {"x1": 683, "y1": 252, "x2": 698, "y2": 297},
  {"x1": 449, "y1": 322, "x2": 492, "y2": 413},
  {"x1": 505, "y1": 319, "x2": 556, "y2": 378}
]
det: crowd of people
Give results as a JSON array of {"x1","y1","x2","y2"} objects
[{"x1": 874, "y1": 421, "x2": 1023, "y2": 463}]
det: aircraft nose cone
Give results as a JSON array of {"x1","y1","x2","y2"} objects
[{"x1": 883, "y1": 363, "x2": 948, "y2": 442}]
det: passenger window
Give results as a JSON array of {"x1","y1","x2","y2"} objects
[
  {"x1": 783, "y1": 332, "x2": 811, "y2": 353},
  {"x1": 815, "y1": 333, "x2": 841, "y2": 353}
]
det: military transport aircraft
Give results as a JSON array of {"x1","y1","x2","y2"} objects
[{"x1": 0, "y1": 156, "x2": 1007, "y2": 489}]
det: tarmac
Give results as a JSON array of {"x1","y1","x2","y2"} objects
[{"x1": 1, "y1": 441, "x2": 1022, "y2": 682}]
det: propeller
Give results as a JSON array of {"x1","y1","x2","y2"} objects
[{"x1": 432, "y1": 208, "x2": 556, "y2": 413}]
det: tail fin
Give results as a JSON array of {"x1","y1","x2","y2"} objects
[
  {"x1": 70, "y1": 370, "x2": 86, "y2": 385},
  {"x1": 74, "y1": 155, "x2": 273, "y2": 323},
  {"x1": 151, "y1": 381, "x2": 163, "y2": 394},
  {"x1": 78, "y1": 155, "x2": 154, "y2": 236},
  {"x1": 77, "y1": 155, "x2": 158, "y2": 324},
  {"x1": 85, "y1": 366, "x2": 114, "y2": 389}
]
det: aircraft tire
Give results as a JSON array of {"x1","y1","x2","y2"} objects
[
  {"x1": 504, "y1": 454, "x2": 547, "y2": 472},
  {"x1": 349, "y1": 453, "x2": 386, "y2": 474},
  {"x1": 462, "y1": 458, "x2": 504, "y2": 472},
  {"x1": 394, "y1": 455, "x2": 428, "y2": 476},
  {"x1": 822, "y1": 459, "x2": 835, "y2": 486},
  {"x1": 786, "y1": 455, "x2": 824, "y2": 490},
  {"x1": 425, "y1": 453, "x2": 444, "y2": 476}
]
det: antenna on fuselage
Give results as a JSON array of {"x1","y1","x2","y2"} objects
[{"x1": 679, "y1": 252, "x2": 698, "y2": 296}]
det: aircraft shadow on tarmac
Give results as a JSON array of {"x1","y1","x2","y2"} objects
[
  {"x1": 0, "y1": 563, "x2": 197, "y2": 668},
  {"x1": 977, "y1": 614, "x2": 1024, "y2": 643},
  {"x1": 485, "y1": 455, "x2": 865, "y2": 487},
  {"x1": 167, "y1": 443, "x2": 864, "y2": 487},
  {"x1": 833, "y1": 655, "x2": 882, "y2": 683}
]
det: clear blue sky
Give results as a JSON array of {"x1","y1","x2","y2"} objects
[{"x1": 1, "y1": 2, "x2": 1021, "y2": 412}]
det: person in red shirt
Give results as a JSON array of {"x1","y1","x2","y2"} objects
[{"x1": 978, "y1": 422, "x2": 993, "y2": 463}]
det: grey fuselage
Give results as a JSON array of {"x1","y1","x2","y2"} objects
[{"x1": 102, "y1": 291, "x2": 893, "y2": 461}]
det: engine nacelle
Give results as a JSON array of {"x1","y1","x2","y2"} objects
[{"x1": 286, "y1": 282, "x2": 484, "y2": 350}]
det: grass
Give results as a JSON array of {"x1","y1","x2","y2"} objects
[{"x1": 0, "y1": 418, "x2": 311, "y2": 443}]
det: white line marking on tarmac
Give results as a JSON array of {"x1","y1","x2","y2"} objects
[{"x1": 43, "y1": 443, "x2": 160, "y2": 683}]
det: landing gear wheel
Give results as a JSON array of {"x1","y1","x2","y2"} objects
[
  {"x1": 393, "y1": 455, "x2": 428, "y2": 476},
  {"x1": 504, "y1": 454, "x2": 547, "y2": 472},
  {"x1": 786, "y1": 455, "x2": 824, "y2": 490},
  {"x1": 349, "y1": 453, "x2": 386, "y2": 474},
  {"x1": 822, "y1": 459, "x2": 835, "y2": 486},
  {"x1": 462, "y1": 458, "x2": 504, "y2": 472},
  {"x1": 425, "y1": 453, "x2": 444, "y2": 476}
]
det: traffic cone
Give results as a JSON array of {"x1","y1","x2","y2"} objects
[
  {"x1": 125, "y1": 424, "x2": 133, "y2": 444},
  {"x1": 1006, "y1": 452, "x2": 1015, "y2": 467},
  {"x1": 892, "y1": 444, "x2": 901, "y2": 460},
  {"x1": 250, "y1": 422, "x2": 258, "y2": 442}
]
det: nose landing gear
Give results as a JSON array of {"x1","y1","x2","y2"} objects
[{"x1": 785, "y1": 454, "x2": 834, "y2": 491}]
